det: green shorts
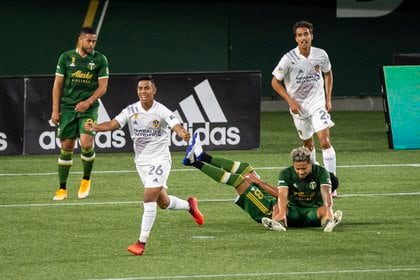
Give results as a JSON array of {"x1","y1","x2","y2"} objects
[
  {"x1": 57, "y1": 109, "x2": 97, "y2": 139},
  {"x1": 234, "y1": 183, "x2": 277, "y2": 223},
  {"x1": 287, "y1": 206, "x2": 321, "y2": 227}
]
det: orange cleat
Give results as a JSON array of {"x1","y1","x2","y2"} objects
[
  {"x1": 127, "y1": 241, "x2": 145, "y2": 256},
  {"x1": 187, "y1": 197, "x2": 204, "y2": 225}
]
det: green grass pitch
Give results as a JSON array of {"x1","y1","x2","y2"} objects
[{"x1": 0, "y1": 111, "x2": 419, "y2": 279}]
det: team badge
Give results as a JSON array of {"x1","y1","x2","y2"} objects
[
  {"x1": 314, "y1": 65, "x2": 320, "y2": 73},
  {"x1": 152, "y1": 120, "x2": 160, "y2": 128},
  {"x1": 88, "y1": 61, "x2": 96, "y2": 70},
  {"x1": 309, "y1": 181, "x2": 316, "y2": 190}
]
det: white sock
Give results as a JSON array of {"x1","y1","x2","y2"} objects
[
  {"x1": 167, "y1": 195, "x2": 189, "y2": 210},
  {"x1": 139, "y1": 202, "x2": 157, "y2": 243},
  {"x1": 322, "y1": 146, "x2": 336, "y2": 175}
]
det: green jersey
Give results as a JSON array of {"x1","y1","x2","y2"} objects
[
  {"x1": 55, "y1": 49, "x2": 109, "y2": 111},
  {"x1": 277, "y1": 164, "x2": 331, "y2": 208}
]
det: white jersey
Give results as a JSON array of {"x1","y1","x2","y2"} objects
[
  {"x1": 114, "y1": 100, "x2": 180, "y2": 165},
  {"x1": 272, "y1": 46, "x2": 331, "y2": 117}
]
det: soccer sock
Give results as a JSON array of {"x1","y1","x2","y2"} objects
[
  {"x1": 201, "y1": 153, "x2": 253, "y2": 175},
  {"x1": 167, "y1": 195, "x2": 189, "y2": 210},
  {"x1": 81, "y1": 148, "x2": 95, "y2": 180},
  {"x1": 58, "y1": 149, "x2": 73, "y2": 189},
  {"x1": 198, "y1": 162, "x2": 244, "y2": 188},
  {"x1": 322, "y1": 146, "x2": 337, "y2": 175},
  {"x1": 139, "y1": 202, "x2": 157, "y2": 243}
]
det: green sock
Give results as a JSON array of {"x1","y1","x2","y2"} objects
[
  {"x1": 209, "y1": 156, "x2": 254, "y2": 175},
  {"x1": 200, "y1": 162, "x2": 244, "y2": 188},
  {"x1": 81, "y1": 148, "x2": 95, "y2": 180},
  {"x1": 58, "y1": 149, "x2": 73, "y2": 188}
]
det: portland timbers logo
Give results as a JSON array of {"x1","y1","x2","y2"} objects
[{"x1": 88, "y1": 62, "x2": 96, "y2": 70}]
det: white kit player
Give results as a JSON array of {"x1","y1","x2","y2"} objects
[
  {"x1": 271, "y1": 20, "x2": 339, "y2": 197},
  {"x1": 84, "y1": 76, "x2": 204, "y2": 256}
]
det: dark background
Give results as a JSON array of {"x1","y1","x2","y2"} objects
[{"x1": 1, "y1": 0, "x2": 419, "y2": 98}]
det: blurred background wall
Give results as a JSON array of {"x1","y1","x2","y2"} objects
[{"x1": 1, "y1": 0, "x2": 418, "y2": 98}]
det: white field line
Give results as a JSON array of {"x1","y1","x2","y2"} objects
[
  {"x1": 0, "y1": 163, "x2": 419, "y2": 177},
  {"x1": 1, "y1": 193, "x2": 420, "y2": 208},
  {"x1": 88, "y1": 267, "x2": 420, "y2": 280}
]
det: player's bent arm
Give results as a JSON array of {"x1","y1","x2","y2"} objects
[
  {"x1": 51, "y1": 75, "x2": 64, "y2": 124},
  {"x1": 244, "y1": 174, "x2": 278, "y2": 197},
  {"x1": 85, "y1": 119, "x2": 120, "y2": 132},
  {"x1": 271, "y1": 76, "x2": 300, "y2": 113},
  {"x1": 172, "y1": 124, "x2": 191, "y2": 142},
  {"x1": 86, "y1": 77, "x2": 109, "y2": 106}
]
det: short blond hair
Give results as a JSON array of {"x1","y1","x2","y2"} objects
[{"x1": 291, "y1": 147, "x2": 311, "y2": 163}]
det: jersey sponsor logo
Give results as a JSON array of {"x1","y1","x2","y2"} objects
[
  {"x1": 296, "y1": 70, "x2": 320, "y2": 84},
  {"x1": 171, "y1": 79, "x2": 240, "y2": 147},
  {"x1": 71, "y1": 70, "x2": 93, "y2": 80},
  {"x1": 133, "y1": 129, "x2": 162, "y2": 137}
]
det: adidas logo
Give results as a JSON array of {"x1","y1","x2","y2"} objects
[
  {"x1": 43, "y1": 79, "x2": 241, "y2": 151},
  {"x1": 170, "y1": 79, "x2": 241, "y2": 147}
]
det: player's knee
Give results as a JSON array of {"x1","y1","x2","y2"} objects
[
  {"x1": 303, "y1": 139, "x2": 314, "y2": 150},
  {"x1": 319, "y1": 139, "x2": 331, "y2": 150}
]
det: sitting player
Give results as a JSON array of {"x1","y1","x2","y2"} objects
[{"x1": 183, "y1": 133, "x2": 342, "y2": 232}]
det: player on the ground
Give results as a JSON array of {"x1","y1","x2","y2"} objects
[
  {"x1": 271, "y1": 20, "x2": 339, "y2": 197},
  {"x1": 183, "y1": 133, "x2": 342, "y2": 232},
  {"x1": 84, "y1": 76, "x2": 204, "y2": 255}
]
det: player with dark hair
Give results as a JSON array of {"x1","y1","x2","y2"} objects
[
  {"x1": 271, "y1": 20, "x2": 339, "y2": 197},
  {"x1": 51, "y1": 26, "x2": 109, "y2": 200},
  {"x1": 84, "y1": 76, "x2": 204, "y2": 255},
  {"x1": 183, "y1": 133, "x2": 342, "y2": 232}
]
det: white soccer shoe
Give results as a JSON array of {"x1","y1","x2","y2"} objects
[
  {"x1": 182, "y1": 132, "x2": 204, "y2": 166},
  {"x1": 262, "y1": 217, "x2": 287, "y2": 232},
  {"x1": 323, "y1": 210, "x2": 343, "y2": 233}
]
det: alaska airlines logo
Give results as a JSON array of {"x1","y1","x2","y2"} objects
[
  {"x1": 171, "y1": 79, "x2": 240, "y2": 146},
  {"x1": 71, "y1": 70, "x2": 93, "y2": 80}
]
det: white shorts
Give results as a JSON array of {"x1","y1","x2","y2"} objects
[
  {"x1": 135, "y1": 160, "x2": 171, "y2": 188},
  {"x1": 291, "y1": 108, "x2": 335, "y2": 140}
]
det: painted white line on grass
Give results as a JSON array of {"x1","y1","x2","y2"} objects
[
  {"x1": 1, "y1": 193, "x2": 420, "y2": 208},
  {"x1": 0, "y1": 163, "x2": 419, "y2": 176},
  {"x1": 88, "y1": 267, "x2": 420, "y2": 280},
  {"x1": 0, "y1": 199, "x2": 233, "y2": 208}
]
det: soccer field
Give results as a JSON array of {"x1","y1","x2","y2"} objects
[{"x1": 1, "y1": 111, "x2": 419, "y2": 280}]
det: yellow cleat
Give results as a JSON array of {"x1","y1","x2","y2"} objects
[
  {"x1": 53, "y1": 189, "x2": 68, "y2": 201},
  {"x1": 78, "y1": 179, "x2": 91, "y2": 199}
]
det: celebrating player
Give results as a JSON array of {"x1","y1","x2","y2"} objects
[
  {"x1": 183, "y1": 133, "x2": 342, "y2": 232},
  {"x1": 51, "y1": 26, "x2": 109, "y2": 201},
  {"x1": 84, "y1": 76, "x2": 204, "y2": 255},
  {"x1": 271, "y1": 20, "x2": 339, "y2": 197}
]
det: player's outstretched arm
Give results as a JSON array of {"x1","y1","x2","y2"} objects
[
  {"x1": 84, "y1": 119, "x2": 120, "y2": 132},
  {"x1": 244, "y1": 173, "x2": 278, "y2": 197}
]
